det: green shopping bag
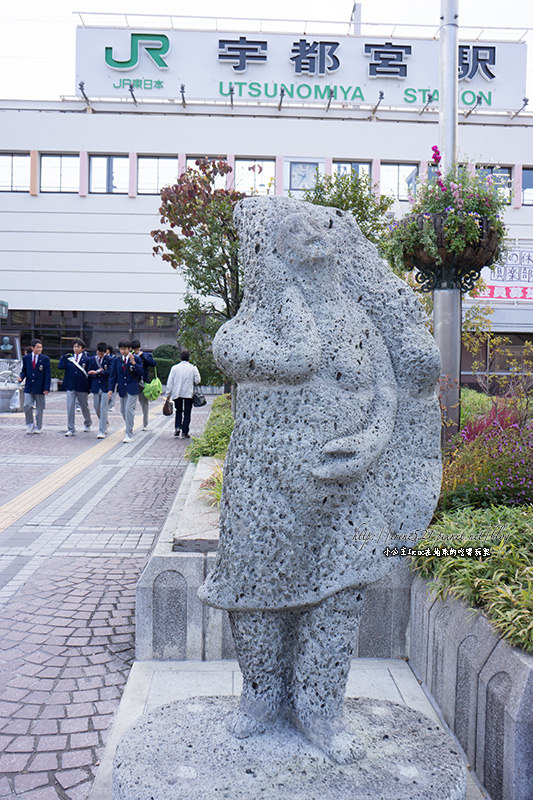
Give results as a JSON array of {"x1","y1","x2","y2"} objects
[{"x1": 143, "y1": 366, "x2": 163, "y2": 401}]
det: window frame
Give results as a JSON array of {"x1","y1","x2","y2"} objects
[
  {"x1": 333, "y1": 161, "x2": 372, "y2": 180},
  {"x1": 89, "y1": 155, "x2": 129, "y2": 195},
  {"x1": 137, "y1": 155, "x2": 180, "y2": 195},
  {"x1": 380, "y1": 162, "x2": 419, "y2": 201},
  {"x1": 0, "y1": 153, "x2": 31, "y2": 192},
  {"x1": 234, "y1": 158, "x2": 276, "y2": 195},
  {"x1": 476, "y1": 165, "x2": 512, "y2": 205},
  {"x1": 40, "y1": 154, "x2": 80, "y2": 194},
  {"x1": 521, "y1": 167, "x2": 533, "y2": 206}
]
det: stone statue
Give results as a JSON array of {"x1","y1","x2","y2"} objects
[{"x1": 198, "y1": 197, "x2": 442, "y2": 764}]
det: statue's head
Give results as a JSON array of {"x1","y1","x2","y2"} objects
[{"x1": 274, "y1": 212, "x2": 335, "y2": 271}]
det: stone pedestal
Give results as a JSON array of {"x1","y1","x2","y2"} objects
[{"x1": 113, "y1": 697, "x2": 466, "y2": 800}]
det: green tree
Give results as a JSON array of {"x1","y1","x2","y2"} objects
[
  {"x1": 151, "y1": 159, "x2": 246, "y2": 381},
  {"x1": 176, "y1": 298, "x2": 227, "y2": 386},
  {"x1": 301, "y1": 168, "x2": 394, "y2": 252}
]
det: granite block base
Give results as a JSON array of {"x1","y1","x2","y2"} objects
[{"x1": 113, "y1": 696, "x2": 466, "y2": 800}]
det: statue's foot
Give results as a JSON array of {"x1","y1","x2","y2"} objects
[
  {"x1": 227, "y1": 708, "x2": 267, "y2": 739},
  {"x1": 296, "y1": 717, "x2": 366, "y2": 764}
]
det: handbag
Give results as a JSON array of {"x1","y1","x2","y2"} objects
[
  {"x1": 192, "y1": 384, "x2": 207, "y2": 407},
  {"x1": 162, "y1": 397, "x2": 173, "y2": 416},
  {"x1": 143, "y1": 366, "x2": 163, "y2": 401}
]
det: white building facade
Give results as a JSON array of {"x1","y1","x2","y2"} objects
[{"x1": 1, "y1": 19, "x2": 532, "y2": 360}]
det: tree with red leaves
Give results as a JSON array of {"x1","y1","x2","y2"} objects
[{"x1": 151, "y1": 158, "x2": 246, "y2": 382}]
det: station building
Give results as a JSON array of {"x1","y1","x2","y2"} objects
[{"x1": 1, "y1": 15, "x2": 532, "y2": 371}]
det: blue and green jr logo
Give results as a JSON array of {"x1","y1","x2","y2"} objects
[{"x1": 105, "y1": 33, "x2": 170, "y2": 70}]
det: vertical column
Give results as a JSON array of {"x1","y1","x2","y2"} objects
[
  {"x1": 513, "y1": 165, "x2": 522, "y2": 209},
  {"x1": 178, "y1": 153, "x2": 187, "y2": 176},
  {"x1": 30, "y1": 151, "x2": 39, "y2": 196},
  {"x1": 275, "y1": 156, "x2": 284, "y2": 195},
  {"x1": 324, "y1": 158, "x2": 333, "y2": 176},
  {"x1": 437, "y1": 0, "x2": 460, "y2": 441},
  {"x1": 129, "y1": 152, "x2": 137, "y2": 198},
  {"x1": 438, "y1": 0, "x2": 459, "y2": 173},
  {"x1": 79, "y1": 151, "x2": 88, "y2": 197},
  {"x1": 226, "y1": 154, "x2": 235, "y2": 190},
  {"x1": 419, "y1": 160, "x2": 428, "y2": 183},
  {"x1": 371, "y1": 158, "x2": 380, "y2": 199},
  {"x1": 433, "y1": 290, "x2": 462, "y2": 440}
]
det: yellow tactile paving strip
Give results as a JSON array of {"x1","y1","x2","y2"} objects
[{"x1": 0, "y1": 428, "x2": 125, "y2": 534}]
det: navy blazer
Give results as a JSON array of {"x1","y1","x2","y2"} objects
[
  {"x1": 20, "y1": 353, "x2": 51, "y2": 394},
  {"x1": 138, "y1": 351, "x2": 156, "y2": 383},
  {"x1": 87, "y1": 354, "x2": 113, "y2": 393},
  {"x1": 58, "y1": 352, "x2": 91, "y2": 392},
  {"x1": 109, "y1": 354, "x2": 143, "y2": 397}
]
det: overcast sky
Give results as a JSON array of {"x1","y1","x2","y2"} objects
[{"x1": 0, "y1": 0, "x2": 531, "y2": 101}]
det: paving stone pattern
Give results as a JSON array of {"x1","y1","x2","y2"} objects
[{"x1": 0, "y1": 393, "x2": 212, "y2": 798}]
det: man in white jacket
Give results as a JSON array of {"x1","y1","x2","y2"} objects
[{"x1": 165, "y1": 350, "x2": 201, "y2": 438}]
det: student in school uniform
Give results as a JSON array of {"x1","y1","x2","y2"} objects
[
  {"x1": 18, "y1": 339, "x2": 51, "y2": 434},
  {"x1": 105, "y1": 345, "x2": 117, "y2": 410},
  {"x1": 131, "y1": 339, "x2": 156, "y2": 431},
  {"x1": 87, "y1": 342, "x2": 113, "y2": 439},
  {"x1": 58, "y1": 338, "x2": 92, "y2": 436},
  {"x1": 108, "y1": 340, "x2": 143, "y2": 443}
]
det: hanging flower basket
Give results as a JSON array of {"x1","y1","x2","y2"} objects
[
  {"x1": 403, "y1": 211, "x2": 501, "y2": 292},
  {"x1": 386, "y1": 146, "x2": 508, "y2": 294}
]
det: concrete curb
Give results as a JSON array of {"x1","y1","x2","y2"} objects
[
  {"x1": 135, "y1": 457, "x2": 235, "y2": 661},
  {"x1": 408, "y1": 575, "x2": 533, "y2": 800}
]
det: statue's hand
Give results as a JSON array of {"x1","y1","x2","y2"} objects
[
  {"x1": 312, "y1": 385, "x2": 397, "y2": 481},
  {"x1": 311, "y1": 434, "x2": 376, "y2": 480}
]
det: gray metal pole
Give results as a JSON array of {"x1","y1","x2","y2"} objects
[
  {"x1": 433, "y1": 290, "x2": 461, "y2": 439},
  {"x1": 436, "y1": 0, "x2": 461, "y2": 440},
  {"x1": 439, "y1": 0, "x2": 458, "y2": 173}
]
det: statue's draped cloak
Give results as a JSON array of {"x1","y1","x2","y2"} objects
[{"x1": 199, "y1": 198, "x2": 442, "y2": 612}]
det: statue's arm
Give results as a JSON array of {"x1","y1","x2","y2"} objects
[
  {"x1": 213, "y1": 286, "x2": 320, "y2": 383},
  {"x1": 312, "y1": 381, "x2": 397, "y2": 481}
]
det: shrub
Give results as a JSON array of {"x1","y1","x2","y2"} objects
[
  {"x1": 460, "y1": 403, "x2": 519, "y2": 443},
  {"x1": 200, "y1": 463, "x2": 224, "y2": 507},
  {"x1": 460, "y1": 387, "x2": 494, "y2": 428},
  {"x1": 153, "y1": 358, "x2": 175, "y2": 385},
  {"x1": 153, "y1": 344, "x2": 180, "y2": 360},
  {"x1": 440, "y1": 421, "x2": 533, "y2": 509},
  {"x1": 411, "y1": 505, "x2": 533, "y2": 653},
  {"x1": 49, "y1": 358, "x2": 62, "y2": 380},
  {"x1": 185, "y1": 394, "x2": 233, "y2": 462}
]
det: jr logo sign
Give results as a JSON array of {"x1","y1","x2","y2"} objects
[{"x1": 104, "y1": 33, "x2": 170, "y2": 70}]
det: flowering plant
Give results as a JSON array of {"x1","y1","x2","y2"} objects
[{"x1": 386, "y1": 146, "x2": 508, "y2": 284}]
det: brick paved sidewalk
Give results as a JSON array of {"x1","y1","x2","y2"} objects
[{"x1": 0, "y1": 394, "x2": 213, "y2": 799}]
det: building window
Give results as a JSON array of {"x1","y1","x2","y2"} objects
[
  {"x1": 522, "y1": 168, "x2": 533, "y2": 205},
  {"x1": 133, "y1": 312, "x2": 177, "y2": 329},
  {"x1": 235, "y1": 159, "x2": 275, "y2": 195},
  {"x1": 138, "y1": 156, "x2": 179, "y2": 194},
  {"x1": 476, "y1": 166, "x2": 512, "y2": 204},
  {"x1": 380, "y1": 163, "x2": 418, "y2": 201},
  {"x1": 333, "y1": 162, "x2": 371, "y2": 179},
  {"x1": 186, "y1": 157, "x2": 227, "y2": 190},
  {"x1": 0, "y1": 154, "x2": 30, "y2": 192},
  {"x1": 89, "y1": 156, "x2": 129, "y2": 194},
  {"x1": 40, "y1": 155, "x2": 79, "y2": 193}
]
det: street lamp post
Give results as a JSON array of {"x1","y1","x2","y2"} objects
[{"x1": 436, "y1": 0, "x2": 460, "y2": 440}]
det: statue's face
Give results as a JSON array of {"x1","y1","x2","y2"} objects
[{"x1": 276, "y1": 213, "x2": 334, "y2": 268}]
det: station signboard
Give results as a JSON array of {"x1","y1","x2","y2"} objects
[{"x1": 76, "y1": 27, "x2": 527, "y2": 111}]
